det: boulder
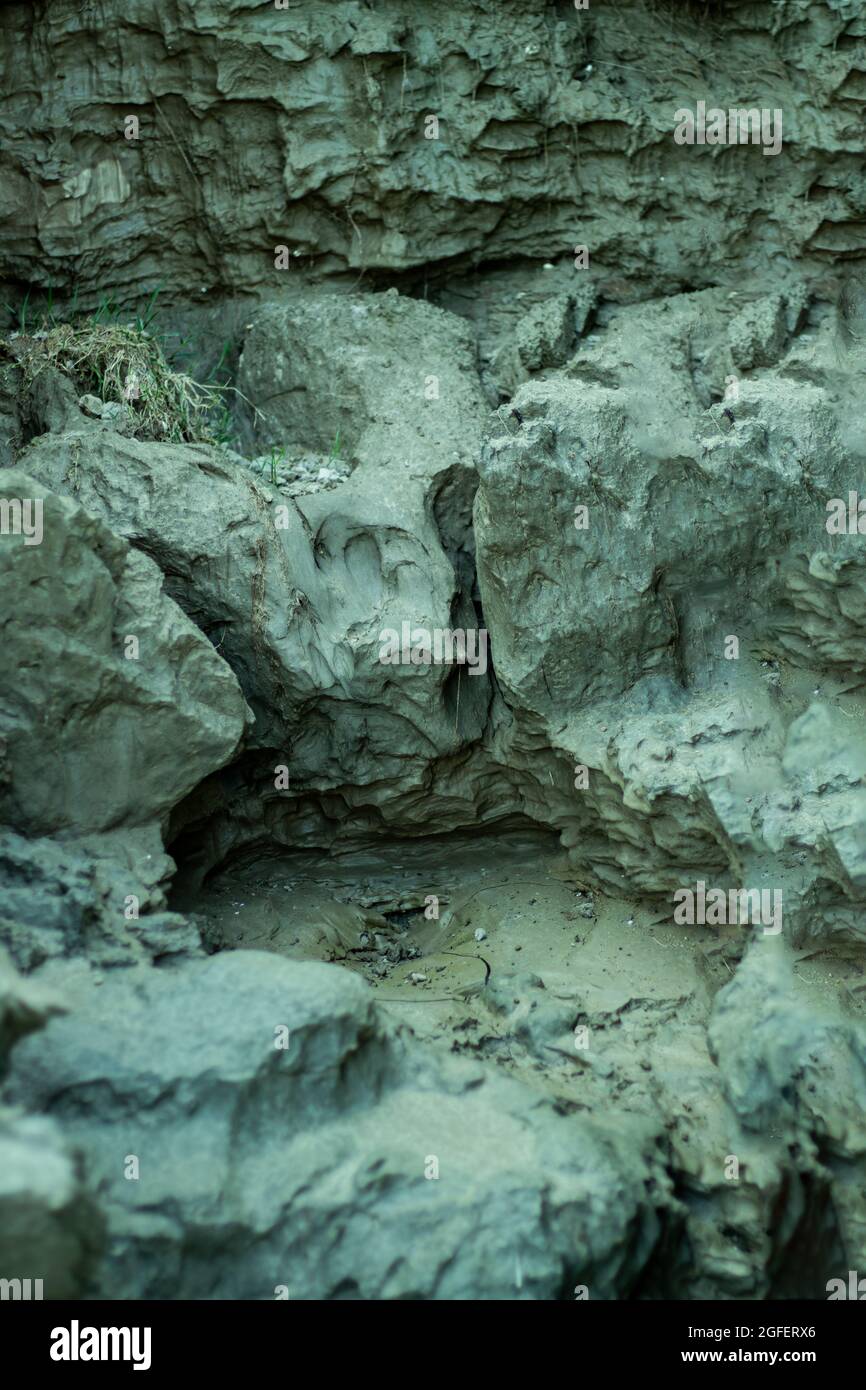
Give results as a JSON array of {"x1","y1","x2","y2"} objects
[
  {"x1": 236, "y1": 287, "x2": 487, "y2": 472},
  {"x1": 0, "y1": 825, "x2": 203, "y2": 972},
  {"x1": 0, "y1": 467, "x2": 250, "y2": 969},
  {"x1": 0, "y1": 469, "x2": 251, "y2": 837},
  {"x1": 4, "y1": 950, "x2": 665, "y2": 1299},
  {"x1": 20, "y1": 293, "x2": 494, "y2": 857}
]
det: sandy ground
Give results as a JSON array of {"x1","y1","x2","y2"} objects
[{"x1": 191, "y1": 826, "x2": 866, "y2": 1111}]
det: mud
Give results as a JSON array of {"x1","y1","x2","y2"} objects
[{"x1": 189, "y1": 835, "x2": 866, "y2": 1073}]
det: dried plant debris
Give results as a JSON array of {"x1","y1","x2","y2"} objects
[{"x1": 10, "y1": 321, "x2": 227, "y2": 444}]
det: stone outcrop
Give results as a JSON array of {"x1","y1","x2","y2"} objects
[
  {"x1": 18, "y1": 292, "x2": 495, "y2": 867},
  {"x1": 0, "y1": 468, "x2": 251, "y2": 837},
  {"x1": 2, "y1": 2, "x2": 866, "y2": 304},
  {"x1": 2, "y1": 0, "x2": 866, "y2": 1306},
  {"x1": 0, "y1": 467, "x2": 250, "y2": 965},
  {"x1": 472, "y1": 295, "x2": 866, "y2": 948},
  {"x1": 5, "y1": 950, "x2": 665, "y2": 1299}
]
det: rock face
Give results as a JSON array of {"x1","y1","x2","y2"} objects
[
  {"x1": 0, "y1": 1107, "x2": 100, "y2": 1299},
  {"x1": 473, "y1": 927, "x2": 863, "y2": 1301},
  {"x1": 469, "y1": 293, "x2": 866, "y2": 950},
  {"x1": 2, "y1": 0, "x2": 866, "y2": 1308},
  {"x1": 0, "y1": 467, "x2": 250, "y2": 966},
  {"x1": 710, "y1": 937, "x2": 866, "y2": 1157},
  {"x1": 2, "y1": 1, "x2": 866, "y2": 302},
  {"x1": 0, "y1": 948, "x2": 64, "y2": 1071},
  {"x1": 476, "y1": 302, "x2": 831, "y2": 719},
  {"x1": 4, "y1": 951, "x2": 663, "y2": 1299},
  {"x1": 0, "y1": 825, "x2": 203, "y2": 972},
  {"x1": 0, "y1": 468, "x2": 250, "y2": 837},
  {"x1": 236, "y1": 287, "x2": 487, "y2": 467},
  {"x1": 0, "y1": 955, "x2": 98, "y2": 1297},
  {"x1": 17, "y1": 284, "x2": 866, "y2": 956},
  {"x1": 705, "y1": 937, "x2": 866, "y2": 1296},
  {"x1": 19, "y1": 292, "x2": 494, "y2": 865}
]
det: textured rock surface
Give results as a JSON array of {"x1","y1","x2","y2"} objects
[
  {"x1": 2, "y1": 1, "x2": 866, "y2": 303},
  {"x1": 0, "y1": 825, "x2": 203, "y2": 971},
  {"x1": 0, "y1": 468, "x2": 250, "y2": 837},
  {"x1": 0, "y1": 948, "x2": 64, "y2": 1070},
  {"x1": 0, "y1": 467, "x2": 250, "y2": 967},
  {"x1": 706, "y1": 936, "x2": 866, "y2": 1292},
  {"x1": 472, "y1": 928, "x2": 865, "y2": 1300},
  {"x1": 5, "y1": 951, "x2": 664, "y2": 1299},
  {"x1": 0, "y1": 1107, "x2": 100, "y2": 1298},
  {"x1": 19, "y1": 293, "x2": 493, "y2": 854},
  {"x1": 236, "y1": 287, "x2": 487, "y2": 464},
  {"x1": 2, "y1": 0, "x2": 866, "y2": 1308},
  {"x1": 8, "y1": 283, "x2": 866, "y2": 944},
  {"x1": 470, "y1": 295, "x2": 866, "y2": 948}
]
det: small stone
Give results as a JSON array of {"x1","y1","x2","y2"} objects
[
  {"x1": 79, "y1": 394, "x2": 104, "y2": 418},
  {"x1": 474, "y1": 928, "x2": 487, "y2": 942}
]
